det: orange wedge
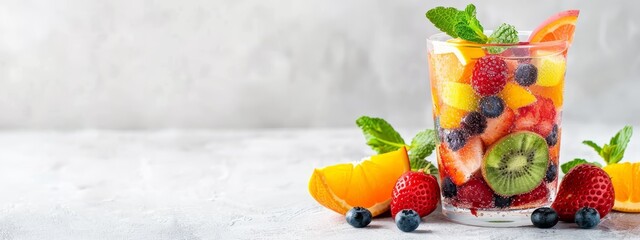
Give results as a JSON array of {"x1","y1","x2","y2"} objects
[
  {"x1": 529, "y1": 10, "x2": 579, "y2": 44},
  {"x1": 603, "y1": 162, "x2": 640, "y2": 212},
  {"x1": 308, "y1": 147, "x2": 411, "y2": 216}
]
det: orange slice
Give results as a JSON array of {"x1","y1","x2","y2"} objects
[
  {"x1": 603, "y1": 162, "x2": 640, "y2": 212},
  {"x1": 529, "y1": 10, "x2": 579, "y2": 44},
  {"x1": 499, "y1": 82, "x2": 536, "y2": 110},
  {"x1": 308, "y1": 147, "x2": 411, "y2": 216}
]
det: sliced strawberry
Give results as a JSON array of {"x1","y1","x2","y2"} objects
[
  {"x1": 438, "y1": 137, "x2": 484, "y2": 186},
  {"x1": 455, "y1": 177, "x2": 494, "y2": 209},
  {"x1": 514, "y1": 96, "x2": 556, "y2": 136},
  {"x1": 551, "y1": 164, "x2": 615, "y2": 222},
  {"x1": 480, "y1": 108, "x2": 515, "y2": 146},
  {"x1": 512, "y1": 184, "x2": 549, "y2": 208}
]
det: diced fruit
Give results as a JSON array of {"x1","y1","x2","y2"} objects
[
  {"x1": 575, "y1": 207, "x2": 600, "y2": 229},
  {"x1": 432, "y1": 38, "x2": 486, "y2": 66},
  {"x1": 602, "y1": 162, "x2": 640, "y2": 213},
  {"x1": 439, "y1": 105, "x2": 468, "y2": 129},
  {"x1": 529, "y1": 10, "x2": 579, "y2": 44},
  {"x1": 499, "y1": 82, "x2": 537, "y2": 110},
  {"x1": 531, "y1": 207, "x2": 559, "y2": 229},
  {"x1": 440, "y1": 81, "x2": 479, "y2": 111},
  {"x1": 438, "y1": 137, "x2": 484, "y2": 186},
  {"x1": 515, "y1": 63, "x2": 538, "y2": 86},
  {"x1": 479, "y1": 96, "x2": 505, "y2": 118},
  {"x1": 345, "y1": 207, "x2": 372, "y2": 228},
  {"x1": 535, "y1": 55, "x2": 566, "y2": 87},
  {"x1": 514, "y1": 96, "x2": 556, "y2": 137},
  {"x1": 545, "y1": 163, "x2": 558, "y2": 183},
  {"x1": 395, "y1": 209, "x2": 421, "y2": 232},
  {"x1": 494, "y1": 195, "x2": 513, "y2": 208},
  {"x1": 552, "y1": 164, "x2": 615, "y2": 222},
  {"x1": 482, "y1": 132, "x2": 550, "y2": 197},
  {"x1": 308, "y1": 147, "x2": 411, "y2": 216},
  {"x1": 442, "y1": 177, "x2": 457, "y2": 198},
  {"x1": 546, "y1": 124, "x2": 559, "y2": 146},
  {"x1": 472, "y1": 56, "x2": 508, "y2": 96},
  {"x1": 480, "y1": 108, "x2": 515, "y2": 146},
  {"x1": 391, "y1": 171, "x2": 440, "y2": 218},
  {"x1": 430, "y1": 53, "x2": 475, "y2": 84},
  {"x1": 445, "y1": 129, "x2": 468, "y2": 151},
  {"x1": 529, "y1": 81, "x2": 564, "y2": 108},
  {"x1": 512, "y1": 184, "x2": 549, "y2": 208},
  {"x1": 461, "y1": 112, "x2": 487, "y2": 135},
  {"x1": 456, "y1": 178, "x2": 494, "y2": 208}
]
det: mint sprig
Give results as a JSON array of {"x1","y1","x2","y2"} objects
[
  {"x1": 426, "y1": 4, "x2": 518, "y2": 45},
  {"x1": 487, "y1": 23, "x2": 519, "y2": 54},
  {"x1": 356, "y1": 116, "x2": 438, "y2": 174},
  {"x1": 561, "y1": 126, "x2": 633, "y2": 174}
]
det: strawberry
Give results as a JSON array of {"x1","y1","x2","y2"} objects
[
  {"x1": 391, "y1": 171, "x2": 440, "y2": 218},
  {"x1": 551, "y1": 164, "x2": 615, "y2": 222},
  {"x1": 480, "y1": 108, "x2": 515, "y2": 146},
  {"x1": 514, "y1": 96, "x2": 556, "y2": 137},
  {"x1": 439, "y1": 136, "x2": 484, "y2": 186},
  {"x1": 512, "y1": 183, "x2": 549, "y2": 208},
  {"x1": 455, "y1": 177, "x2": 494, "y2": 208}
]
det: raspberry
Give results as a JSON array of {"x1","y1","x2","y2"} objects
[{"x1": 472, "y1": 56, "x2": 508, "y2": 96}]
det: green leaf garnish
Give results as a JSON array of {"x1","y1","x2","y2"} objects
[
  {"x1": 487, "y1": 23, "x2": 519, "y2": 54},
  {"x1": 356, "y1": 116, "x2": 439, "y2": 174},
  {"x1": 356, "y1": 116, "x2": 406, "y2": 154},
  {"x1": 580, "y1": 126, "x2": 633, "y2": 165},
  {"x1": 425, "y1": 6, "x2": 462, "y2": 38},
  {"x1": 408, "y1": 129, "x2": 437, "y2": 170},
  {"x1": 561, "y1": 158, "x2": 603, "y2": 174}
]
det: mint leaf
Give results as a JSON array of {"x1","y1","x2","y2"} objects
[
  {"x1": 608, "y1": 126, "x2": 633, "y2": 164},
  {"x1": 419, "y1": 161, "x2": 439, "y2": 175},
  {"x1": 356, "y1": 116, "x2": 406, "y2": 154},
  {"x1": 408, "y1": 130, "x2": 437, "y2": 170},
  {"x1": 582, "y1": 140, "x2": 602, "y2": 154},
  {"x1": 425, "y1": 7, "x2": 462, "y2": 38},
  {"x1": 487, "y1": 23, "x2": 519, "y2": 54},
  {"x1": 561, "y1": 158, "x2": 602, "y2": 174},
  {"x1": 454, "y1": 4, "x2": 487, "y2": 43}
]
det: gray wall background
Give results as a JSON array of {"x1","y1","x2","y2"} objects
[{"x1": 0, "y1": 0, "x2": 638, "y2": 129}]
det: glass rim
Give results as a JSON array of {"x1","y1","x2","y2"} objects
[{"x1": 427, "y1": 31, "x2": 569, "y2": 48}]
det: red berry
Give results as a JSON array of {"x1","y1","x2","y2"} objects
[
  {"x1": 472, "y1": 56, "x2": 508, "y2": 96},
  {"x1": 512, "y1": 183, "x2": 549, "y2": 208},
  {"x1": 455, "y1": 178, "x2": 494, "y2": 208},
  {"x1": 391, "y1": 171, "x2": 441, "y2": 219},
  {"x1": 514, "y1": 96, "x2": 556, "y2": 136},
  {"x1": 551, "y1": 164, "x2": 615, "y2": 222}
]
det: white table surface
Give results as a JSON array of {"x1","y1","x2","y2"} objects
[{"x1": 1, "y1": 122, "x2": 639, "y2": 239}]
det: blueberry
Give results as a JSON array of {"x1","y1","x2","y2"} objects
[
  {"x1": 442, "y1": 177, "x2": 457, "y2": 198},
  {"x1": 575, "y1": 207, "x2": 600, "y2": 229},
  {"x1": 395, "y1": 209, "x2": 420, "y2": 232},
  {"x1": 445, "y1": 129, "x2": 468, "y2": 151},
  {"x1": 546, "y1": 124, "x2": 559, "y2": 146},
  {"x1": 545, "y1": 163, "x2": 558, "y2": 183},
  {"x1": 461, "y1": 112, "x2": 487, "y2": 135},
  {"x1": 345, "y1": 207, "x2": 372, "y2": 228},
  {"x1": 531, "y1": 207, "x2": 559, "y2": 228},
  {"x1": 515, "y1": 63, "x2": 538, "y2": 87},
  {"x1": 494, "y1": 195, "x2": 513, "y2": 208},
  {"x1": 479, "y1": 96, "x2": 505, "y2": 118}
]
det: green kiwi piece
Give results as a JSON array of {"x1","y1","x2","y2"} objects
[{"x1": 482, "y1": 131, "x2": 550, "y2": 196}]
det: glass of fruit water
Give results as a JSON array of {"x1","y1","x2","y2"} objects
[{"x1": 427, "y1": 32, "x2": 568, "y2": 227}]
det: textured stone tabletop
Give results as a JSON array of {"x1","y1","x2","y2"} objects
[{"x1": 1, "y1": 122, "x2": 639, "y2": 239}]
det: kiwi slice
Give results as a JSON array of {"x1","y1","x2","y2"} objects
[{"x1": 482, "y1": 131, "x2": 550, "y2": 197}]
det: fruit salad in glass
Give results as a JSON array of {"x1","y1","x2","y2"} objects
[{"x1": 426, "y1": 6, "x2": 578, "y2": 226}]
